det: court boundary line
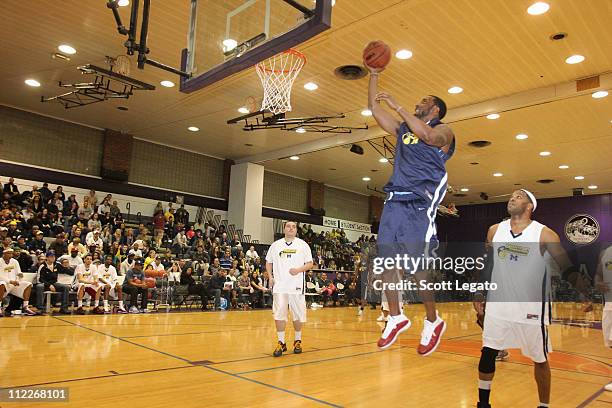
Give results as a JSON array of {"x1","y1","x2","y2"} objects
[
  {"x1": 50, "y1": 316, "x2": 343, "y2": 407},
  {"x1": 121, "y1": 328, "x2": 253, "y2": 339},
  {"x1": 576, "y1": 386, "x2": 606, "y2": 408}
]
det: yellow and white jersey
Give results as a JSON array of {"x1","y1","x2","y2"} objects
[
  {"x1": 73, "y1": 263, "x2": 99, "y2": 286},
  {"x1": 98, "y1": 264, "x2": 118, "y2": 285},
  {"x1": 266, "y1": 237, "x2": 313, "y2": 295}
]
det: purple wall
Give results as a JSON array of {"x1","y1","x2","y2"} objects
[{"x1": 437, "y1": 193, "x2": 611, "y2": 278}]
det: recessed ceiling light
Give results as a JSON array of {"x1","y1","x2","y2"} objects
[
  {"x1": 587, "y1": 185, "x2": 598, "y2": 190},
  {"x1": 539, "y1": 151, "x2": 551, "y2": 156},
  {"x1": 304, "y1": 82, "x2": 318, "y2": 91},
  {"x1": 160, "y1": 80, "x2": 175, "y2": 88},
  {"x1": 515, "y1": 133, "x2": 528, "y2": 140},
  {"x1": 574, "y1": 176, "x2": 584, "y2": 180},
  {"x1": 527, "y1": 2, "x2": 550, "y2": 15},
  {"x1": 378, "y1": 157, "x2": 389, "y2": 163},
  {"x1": 448, "y1": 86, "x2": 463, "y2": 94},
  {"x1": 187, "y1": 126, "x2": 199, "y2": 132},
  {"x1": 222, "y1": 39, "x2": 238, "y2": 52},
  {"x1": 565, "y1": 54, "x2": 585, "y2": 64},
  {"x1": 558, "y1": 165, "x2": 569, "y2": 169},
  {"x1": 592, "y1": 90, "x2": 608, "y2": 99},
  {"x1": 58, "y1": 44, "x2": 76, "y2": 55},
  {"x1": 493, "y1": 172, "x2": 503, "y2": 177},
  {"x1": 362, "y1": 177, "x2": 371, "y2": 181},
  {"x1": 361, "y1": 109, "x2": 372, "y2": 116},
  {"x1": 486, "y1": 113, "x2": 500, "y2": 120},
  {"x1": 460, "y1": 188, "x2": 469, "y2": 192},
  {"x1": 289, "y1": 155, "x2": 300, "y2": 161},
  {"x1": 118, "y1": 0, "x2": 129, "y2": 6},
  {"x1": 238, "y1": 107, "x2": 249, "y2": 114},
  {"x1": 295, "y1": 127, "x2": 306, "y2": 133},
  {"x1": 395, "y1": 49, "x2": 413, "y2": 60},
  {"x1": 25, "y1": 79, "x2": 41, "y2": 87}
]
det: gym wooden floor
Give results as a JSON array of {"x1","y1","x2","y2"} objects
[{"x1": 1, "y1": 303, "x2": 610, "y2": 407}]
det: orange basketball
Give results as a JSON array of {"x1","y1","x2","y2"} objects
[
  {"x1": 363, "y1": 40, "x2": 391, "y2": 69},
  {"x1": 145, "y1": 277, "x2": 156, "y2": 288}
]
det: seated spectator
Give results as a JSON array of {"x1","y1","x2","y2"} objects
[
  {"x1": 261, "y1": 271, "x2": 273, "y2": 307},
  {"x1": 48, "y1": 233, "x2": 67, "y2": 256},
  {"x1": 172, "y1": 229, "x2": 188, "y2": 255},
  {"x1": 68, "y1": 237, "x2": 87, "y2": 258},
  {"x1": 78, "y1": 201, "x2": 93, "y2": 222},
  {"x1": 334, "y1": 272, "x2": 349, "y2": 306},
  {"x1": 15, "y1": 247, "x2": 32, "y2": 272},
  {"x1": 3, "y1": 177, "x2": 20, "y2": 200},
  {"x1": 143, "y1": 249, "x2": 156, "y2": 270},
  {"x1": 180, "y1": 266, "x2": 209, "y2": 311},
  {"x1": 250, "y1": 269, "x2": 268, "y2": 308},
  {"x1": 72, "y1": 254, "x2": 103, "y2": 314},
  {"x1": 0, "y1": 247, "x2": 37, "y2": 316},
  {"x1": 36, "y1": 251, "x2": 70, "y2": 314},
  {"x1": 86, "y1": 230, "x2": 103, "y2": 254},
  {"x1": 109, "y1": 200, "x2": 120, "y2": 218},
  {"x1": 66, "y1": 247, "x2": 83, "y2": 269},
  {"x1": 98, "y1": 255, "x2": 127, "y2": 314},
  {"x1": 87, "y1": 190, "x2": 98, "y2": 207},
  {"x1": 122, "y1": 259, "x2": 148, "y2": 313},
  {"x1": 128, "y1": 242, "x2": 142, "y2": 259},
  {"x1": 246, "y1": 245, "x2": 259, "y2": 262},
  {"x1": 220, "y1": 248, "x2": 233, "y2": 270},
  {"x1": 120, "y1": 252, "x2": 136, "y2": 276},
  {"x1": 209, "y1": 257, "x2": 221, "y2": 275},
  {"x1": 97, "y1": 197, "x2": 111, "y2": 216},
  {"x1": 319, "y1": 273, "x2": 337, "y2": 306},
  {"x1": 237, "y1": 269, "x2": 253, "y2": 308},
  {"x1": 87, "y1": 213, "x2": 101, "y2": 232}
]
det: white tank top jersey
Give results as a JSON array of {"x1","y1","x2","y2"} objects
[
  {"x1": 601, "y1": 245, "x2": 612, "y2": 304},
  {"x1": 486, "y1": 219, "x2": 551, "y2": 325},
  {"x1": 266, "y1": 237, "x2": 313, "y2": 295},
  {"x1": 98, "y1": 264, "x2": 118, "y2": 284},
  {"x1": 73, "y1": 263, "x2": 98, "y2": 285}
]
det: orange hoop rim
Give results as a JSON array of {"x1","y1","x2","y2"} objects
[{"x1": 255, "y1": 48, "x2": 306, "y2": 74}]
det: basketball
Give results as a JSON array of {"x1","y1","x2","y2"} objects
[{"x1": 363, "y1": 40, "x2": 391, "y2": 69}]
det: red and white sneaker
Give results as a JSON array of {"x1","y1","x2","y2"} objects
[
  {"x1": 417, "y1": 314, "x2": 446, "y2": 356},
  {"x1": 377, "y1": 314, "x2": 411, "y2": 350},
  {"x1": 117, "y1": 307, "x2": 128, "y2": 314},
  {"x1": 22, "y1": 306, "x2": 38, "y2": 316}
]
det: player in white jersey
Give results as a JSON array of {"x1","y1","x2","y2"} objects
[
  {"x1": 0, "y1": 247, "x2": 37, "y2": 316},
  {"x1": 595, "y1": 245, "x2": 612, "y2": 392},
  {"x1": 475, "y1": 190, "x2": 592, "y2": 408},
  {"x1": 98, "y1": 255, "x2": 128, "y2": 314},
  {"x1": 266, "y1": 221, "x2": 314, "y2": 357},
  {"x1": 73, "y1": 254, "x2": 103, "y2": 315}
]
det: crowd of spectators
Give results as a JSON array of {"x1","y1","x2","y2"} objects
[{"x1": 1, "y1": 177, "x2": 368, "y2": 314}]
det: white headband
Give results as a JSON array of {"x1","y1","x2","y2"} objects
[{"x1": 520, "y1": 189, "x2": 537, "y2": 212}]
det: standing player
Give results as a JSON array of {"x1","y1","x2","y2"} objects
[
  {"x1": 475, "y1": 190, "x2": 591, "y2": 408},
  {"x1": 595, "y1": 245, "x2": 612, "y2": 392},
  {"x1": 365, "y1": 61, "x2": 455, "y2": 354},
  {"x1": 98, "y1": 255, "x2": 128, "y2": 314},
  {"x1": 266, "y1": 221, "x2": 314, "y2": 357},
  {"x1": 73, "y1": 254, "x2": 103, "y2": 315}
]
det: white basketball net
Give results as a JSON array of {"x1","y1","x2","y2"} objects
[{"x1": 255, "y1": 49, "x2": 306, "y2": 115}]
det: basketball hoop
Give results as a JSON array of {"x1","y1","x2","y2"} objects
[{"x1": 255, "y1": 49, "x2": 306, "y2": 115}]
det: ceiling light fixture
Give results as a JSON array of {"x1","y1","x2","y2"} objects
[
  {"x1": 558, "y1": 165, "x2": 569, "y2": 169},
  {"x1": 587, "y1": 185, "x2": 598, "y2": 190},
  {"x1": 539, "y1": 151, "x2": 551, "y2": 156},
  {"x1": 527, "y1": 2, "x2": 550, "y2": 15},
  {"x1": 304, "y1": 82, "x2": 318, "y2": 91},
  {"x1": 295, "y1": 127, "x2": 306, "y2": 133},
  {"x1": 395, "y1": 49, "x2": 413, "y2": 60},
  {"x1": 25, "y1": 79, "x2": 41, "y2": 87},
  {"x1": 378, "y1": 157, "x2": 389, "y2": 163},
  {"x1": 565, "y1": 54, "x2": 585, "y2": 64},
  {"x1": 362, "y1": 177, "x2": 371, "y2": 181},
  {"x1": 592, "y1": 90, "x2": 608, "y2": 99},
  {"x1": 493, "y1": 172, "x2": 503, "y2": 177},
  {"x1": 187, "y1": 126, "x2": 199, "y2": 132},
  {"x1": 460, "y1": 188, "x2": 469, "y2": 192},
  {"x1": 574, "y1": 176, "x2": 584, "y2": 180},
  {"x1": 361, "y1": 109, "x2": 372, "y2": 116},
  {"x1": 118, "y1": 0, "x2": 129, "y2": 6},
  {"x1": 486, "y1": 113, "x2": 500, "y2": 120},
  {"x1": 222, "y1": 39, "x2": 238, "y2": 52},
  {"x1": 289, "y1": 155, "x2": 300, "y2": 160},
  {"x1": 238, "y1": 107, "x2": 249, "y2": 114},
  {"x1": 160, "y1": 80, "x2": 175, "y2": 88},
  {"x1": 58, "y1": 44, "x2": 76, "y2": 55},
  {"x1": 515, "y1": 133, "x2": 528, "y2": 140},
  {"x1": 448, "y1": 86, "x2": 463, "y2": 94}
]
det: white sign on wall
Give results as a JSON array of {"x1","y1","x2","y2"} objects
[{"x1": 323, "y1": 217, "x2": 371, "y2": 233}]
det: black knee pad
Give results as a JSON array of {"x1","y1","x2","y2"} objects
[{"x1": 478, "y1": 347, "x2": 498, "y2": 374}]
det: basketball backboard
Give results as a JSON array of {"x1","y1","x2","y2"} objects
[{"x1": 180, "y1": 0, "x2": 332, "y2": 93}]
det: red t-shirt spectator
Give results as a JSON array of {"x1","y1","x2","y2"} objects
[{"x1": 153, "y1": 212, "x2": 165, "y2": 230}]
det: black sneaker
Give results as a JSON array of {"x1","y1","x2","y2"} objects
[
  {"x1": 273, "y1": 341, "x2": 287, "y2": 357},
  {"x1": 293, "y1": 340, "x2": 302, "y2": 354},
  {"x1": 76, "y1": 307, "x2": 86, "y2": 315},
  {"x1": 477, "y1": 403, "x2": 491, "y2": 408}
]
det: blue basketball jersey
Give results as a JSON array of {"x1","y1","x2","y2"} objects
[{"x1": 383, "y1": 119, "x2": 455, "y2": 202}]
